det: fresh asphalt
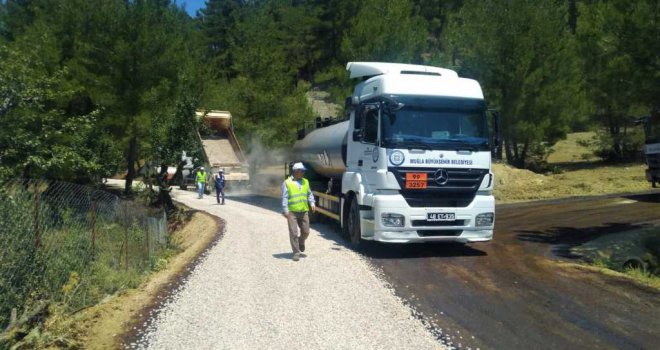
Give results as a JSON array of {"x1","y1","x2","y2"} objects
[{"x1": 358, "y1": 192, "x2": 660, "y2": 350}]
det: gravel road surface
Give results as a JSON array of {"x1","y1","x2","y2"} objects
[{"x1": 136, "y1": 188, "x2": 445, "y2": 349}]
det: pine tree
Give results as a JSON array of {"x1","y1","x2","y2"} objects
[
  {"x1": 576, "y1": 0, "x2": 660, "y2": 161},
  {"x1": 447, "y1": 0, "x2": 584, "y2": 168}
]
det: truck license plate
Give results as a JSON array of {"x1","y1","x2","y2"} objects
[
  {"x1": 405, "y1": 172, "x2": 427, "y2": 189},
  {"x1": 427, "y1": 213, "x2": 456, "y2": 221}
]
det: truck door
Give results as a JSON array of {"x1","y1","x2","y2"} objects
[{"x1": 347, "y1": 103, "x2": 380, "y2": 188}]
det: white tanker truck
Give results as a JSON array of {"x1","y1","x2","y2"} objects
[{"x1": 292, "y1": 62, "x2": 500, "y2": 247}]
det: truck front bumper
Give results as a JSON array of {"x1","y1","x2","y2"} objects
[{"x1": 365, "y1": 193, "x2": 494, "y2": 243}]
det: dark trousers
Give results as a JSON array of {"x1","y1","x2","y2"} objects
[{"x1": 215, "y1": 187, "x2": 225, "y2": 204}]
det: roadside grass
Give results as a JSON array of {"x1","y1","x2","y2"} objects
[
  {"x1": 493, "y1": 163, "x2": 649, "y2": 203},
  {"x1": 0, "y1": 199, "x2": 189, "y2": 349},
  {"x1": 495, "y1": 132, "x2": 650, "y2": 203},
  {"x1": 560, "y1": 262, "x2": 660, "y2": 290},
  {"x1": 78, "y1": 210, "x2": 219, "y2": 349},
  {"x1": 620, "y1": 267, "x2": 660, "y2": 289},
  {"x1": 17, "y1": 209, "x2": 206, "y2": 350}
]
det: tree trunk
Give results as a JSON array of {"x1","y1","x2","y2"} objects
[
  {"x1": 568, "y1": 0, "x2": 577, "y2": 34},
  {"x1": 124, "y1": 135, "x2": 137, "y2": 194},
  {"x1": 174, "y1": 160, "x2": 185, "y2": 188},
  {"x1": 512, "y1": 136, "x2": 522, "y2": 167},
  {"x1": 609, "y1": 124, "x2": 622, "y2": 161},
  {"x1": 157, "y1": 163, "x2": 175, "y2": 214},
  {"x1": 505, "y1": 137, "x2": 514, "y2": 166},
  {"x1": 520, "y1": 140, "x2": 530, "y2": 168}
]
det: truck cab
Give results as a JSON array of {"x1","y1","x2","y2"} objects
[{"x1": 342, "y1": 62, "x2": 495, "y2": 244}]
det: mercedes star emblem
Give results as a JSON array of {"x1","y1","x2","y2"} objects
[{"x1": 434, "y1": 169, "x2": 449, "y2": 185}]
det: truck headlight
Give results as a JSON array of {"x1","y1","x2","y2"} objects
[
  {"x1": 382, "y1": 213, "x2": 405, "y2": 227},
  {"x1": 475, "y1": 212, "x2": 494, "y2": 227}
]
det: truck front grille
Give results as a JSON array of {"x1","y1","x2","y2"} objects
[{"x1": 390, "y1": 167, "x2": 488, "y2": 208}]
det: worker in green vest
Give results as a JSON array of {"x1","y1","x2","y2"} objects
[
  {"x1": 196, "y1": 166, "x2": 208, "y2": 199},
  {"x1": 282, "y1": 162, "x2": 316, "y2": 261}
]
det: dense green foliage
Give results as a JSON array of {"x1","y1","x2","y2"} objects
[
  {"x1": 0, "y1": 0, "x2": 202, "y2": 189},
  {"x1": 0, "y1": 0, "x2": 658, "y2": 180},
  {"x1": 0, "y1": 181, "x2": 168, "y2": 343},
  {"x1": 576, "y1": 0, "x2": 659, "y2": 161}
]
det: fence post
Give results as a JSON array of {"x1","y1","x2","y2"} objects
[
  {"x1": 34, "y1": 188, "x2": 41, "y2": 249},
  {"x1": 91, "y1": 200, "x2": 97, "y2": 252},
  {"x1": 146, "y1": 221, "x2": 150, "y2": 263},
  {"x1": 125, "y1": 226, "x2": 129, "y2": 271}
]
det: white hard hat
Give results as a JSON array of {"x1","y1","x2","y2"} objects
[
  {"x1": 219, "y1": 169, "x2": 224, "y2": 173},
  {"x1": 292, "y1": 162, "x2": 306, "y2": 171},
  {"x1": 200, "y1": 166, "x2": 204, "y2": 170}
]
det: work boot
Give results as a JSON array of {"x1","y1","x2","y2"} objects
[
  {"x1": 292, "y1": 253, "x2": 300, "y2": 261},
  {"x1": 299, "y1": 241, "x2": 305, "y2": 252}
]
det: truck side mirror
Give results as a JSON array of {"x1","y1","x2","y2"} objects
[{"x1": 353, "y1": 129, "x2": 364, "y2": 142}]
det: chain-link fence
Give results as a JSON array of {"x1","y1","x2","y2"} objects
[{"x1": 0, "y1": 179, "x2": 168, "y2": 332}]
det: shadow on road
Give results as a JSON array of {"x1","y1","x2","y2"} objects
[
  {"x1": 359, "y1": 241, "x2": 488, "y2": 259},
  {"x1": 272, "y1": 252, "x2": 294, "y2": 260},
  {"x1": 311, "y1": 220, "x2": 488, "y2": 259},
  {"x1": 516, "y1": 222, "x2": 652, "y2": 259},
  {"x1": 272, "y1": 252, "x2": 308, "y2": 260},
  {"x1": 624, "y1": 193, "x2": 660, "y2": 203}
]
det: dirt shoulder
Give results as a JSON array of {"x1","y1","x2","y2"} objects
[{"x1": 71, "y1": 210, "x2": 222, "y2": 349}]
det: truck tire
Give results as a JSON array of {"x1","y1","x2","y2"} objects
[
  {"x1": 341, "y1": 198, "x2": 350, "y2": 239},
  {"x1": 348, "y1": 196, "x2": 362, "y2": 248}
]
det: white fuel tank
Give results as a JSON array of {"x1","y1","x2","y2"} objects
[{"x1": 292, "y1": 120, "x2": 349, "y2": 179}]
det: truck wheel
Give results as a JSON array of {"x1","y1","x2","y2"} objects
[{"x1": 348, "y1": 196, "x2": 362, "y2": 248}]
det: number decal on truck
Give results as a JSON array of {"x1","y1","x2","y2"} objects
[{"x1": 405, "y1": 172, "x2": 427, "y2": 189}]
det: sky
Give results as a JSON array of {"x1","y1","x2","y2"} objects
[{"x1": 174, "y1": 0, "x2": 206, "y2": 17}]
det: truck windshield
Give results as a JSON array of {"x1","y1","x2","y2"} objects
[{"x1": 381, "y1": 96, "x2": 488, "y2": 150}]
